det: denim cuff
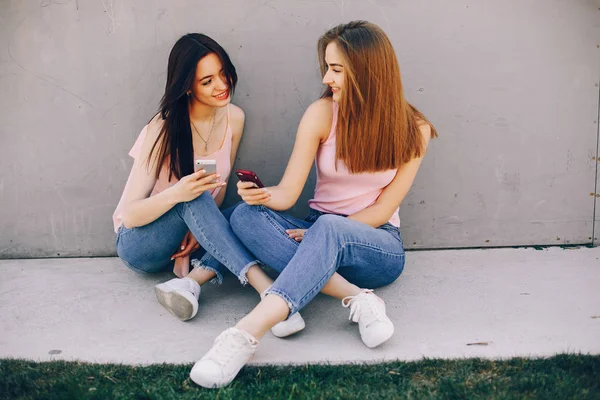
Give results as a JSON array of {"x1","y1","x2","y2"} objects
[
  {"x1": 237, "y1": 260, "x2": 262, "y2": 286},
  {"x1": 259, "y1": 284, "x2": 272, "y2": 299},
  {"x1": 264, "y1": 287, "x2": 297, "y2": 317}
]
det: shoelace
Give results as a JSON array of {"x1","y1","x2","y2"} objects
[
  {"x1": 204, "y1": 329, "x2": 247, "y2": 367},
  {"x1": 342, "y1": 289, "x2": 385, "y2": 327}
]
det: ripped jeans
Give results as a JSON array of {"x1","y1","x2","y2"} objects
[
  {"x1": 116, "y1": 191, "x2": 259, "y2": 284},
  {"x1": 229, "y1": 204, "x2": 405, "y2": 316}
]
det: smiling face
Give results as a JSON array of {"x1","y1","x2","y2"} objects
[
  {"x1": 188, "y1": 52, "x2": 231, "y2": 107},
  {"x1": 322, "y1": 41, "x2": 346, "y2": 102}
]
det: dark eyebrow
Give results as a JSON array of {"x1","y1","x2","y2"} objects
[
  {"x1": 199, "y1": 68, "x2": 224, "y2": 82},
  {"x1": 328, "y1": 63, "x2": 344, "y2": 68}
]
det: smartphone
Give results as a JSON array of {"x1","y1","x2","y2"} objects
[
  {"x1": 195, "y1": 159, "x2": 218, "y2": 183},
  {"x1": 195, "y1": 159, "x2": 217, "y2": 175},
  {"x1": 235, "y1": 169, "x2": 264, "y2": 188}
]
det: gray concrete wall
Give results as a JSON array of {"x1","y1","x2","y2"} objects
[{"x1": 1, "y1": 0, "x2": 599, "y2": 258}]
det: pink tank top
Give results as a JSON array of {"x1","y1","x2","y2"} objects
[
  {"x1": 308, "y1": 102, "x2": 400, "y2": 227},
  {"x1": 112, "y1": 105, "x2": 232, "y2": 233}
]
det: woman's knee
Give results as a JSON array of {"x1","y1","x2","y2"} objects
[
  {"x1": 230, "y1": 203, "x2": 264, "y2": 236},
  {"x1": 340, "y1": 257, "x2": 404, "y2": 289},
  {"x1": 384, "y1": 255, "x2": 405, "y2": 285},
  {"x1": 315, "y1": 213, "x2": 346, "y2": 227},
  {"x1": 376, "y1": 253, "x2": 406, "y2": 287},
  {"x1": 117, "y1": 242, "x2": 170, "y2": 274},
  {"x1": 118, "y1": 253, "x2": 168, "y2": 274},
  {"x1": 309, "y1": 214, "x2": 348, "y2": 237}
]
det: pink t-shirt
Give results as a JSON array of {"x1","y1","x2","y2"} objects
[
  {"x1": 308, "y1": 102, "x2": 400, "y2": 227},
  {"x1": 113, "y1": 106, "x2": 233, "y2": 277}
]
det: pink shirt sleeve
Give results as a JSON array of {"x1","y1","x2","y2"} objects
[
  {"x1": 112, "y1": 125, "x2": 149, "y2": 233},
  {"x1": 128, "y1": 126, "x2": 148, "y2": 159}
]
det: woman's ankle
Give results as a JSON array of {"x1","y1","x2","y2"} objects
[
  {"x1": 321, "y1": 275, "x2": 362, "y2": 300},
  {"x1": 234, "y1": 320, "x2": 266, "y2": 340},
  {"x1": 246, "y1": 264, "x2": 273, "y2": 294},
  {"x1": 235, "y1": 295, "x2": 290, "y2": 339},
  {"x1": 187, "y1": 267, "x2": 216, "y2": 285}
]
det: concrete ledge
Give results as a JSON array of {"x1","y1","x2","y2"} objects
[{"x1": 1, "y1": 247, "x2": 599, "y2": 365}]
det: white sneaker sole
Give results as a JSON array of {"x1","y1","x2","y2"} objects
[
  {"x1": 154, "y1": 285, "x2": 198, "y2": 321},
  {"x1": 189, "y1": 355, "x2": 254, "y2": 389},
  {"x1": 189, "y1": 366, "x2": 238, "y2": 389}
]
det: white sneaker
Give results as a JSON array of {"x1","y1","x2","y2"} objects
[
  {"x1": 342, "y1": 289, "x2": 394, "y2": 348},
  {"x1": 154, "y1": 277, "x2": 201, "y2": 321},
  {"x1": 190, "y1": 327, "x2": 258, "y2": 388},
  {"x1": 261, "y1": 290, "x2": 306, "y2": 338},
  {"x1": 271, "y1": 312, "x2": 306, "y2": 338}
]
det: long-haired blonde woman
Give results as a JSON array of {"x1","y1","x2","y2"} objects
[{"x1": 189, "y1": 21, "x2": 438, "y2": 388}]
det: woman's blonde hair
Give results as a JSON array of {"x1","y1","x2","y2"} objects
[{"x1": 318, "y1": 21, "x2": 437, "y2": 173}]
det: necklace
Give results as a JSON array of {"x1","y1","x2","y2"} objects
[{"x1": 191, "y1": 110, "x2": 217, "y2": 152}]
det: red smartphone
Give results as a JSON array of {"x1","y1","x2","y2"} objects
[{"x1": 235, "y1": 169, "x2": 264, "y2": 188}]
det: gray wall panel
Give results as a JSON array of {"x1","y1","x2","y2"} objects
[{"x1": 1, "y1": 0, "x2": 599, "y2": 257}]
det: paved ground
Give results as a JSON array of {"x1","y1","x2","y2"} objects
[{"x1": 1, "y1": 246, "x2": 599, "y2": 365}]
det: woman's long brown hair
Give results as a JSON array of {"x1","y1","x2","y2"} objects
[{"x1": 318, "y1": 21, "x2": 437, "y2": 173}]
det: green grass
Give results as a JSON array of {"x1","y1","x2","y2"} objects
[{"x1": 1, "y1": 355, "x2": 599, "y2": 399}]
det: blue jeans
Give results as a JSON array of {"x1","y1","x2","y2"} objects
[
  {"x1": 116, "y1": 192, "x2": 259, "y2": 284},
  {"x1": 229, "y1": 204, "x2": 405, "y2": 315}
]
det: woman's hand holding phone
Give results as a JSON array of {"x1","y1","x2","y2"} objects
[
  {"x1": 237, "y1": 180, "x2": 271, "y2": 205},
  {"x1": 170, "y1": 169, "x2": 225, "y2": 203}
]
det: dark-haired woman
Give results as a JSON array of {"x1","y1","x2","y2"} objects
[{"x1": 112, "y1": 33, "x2": 304, "y2": 337}]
